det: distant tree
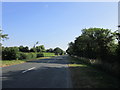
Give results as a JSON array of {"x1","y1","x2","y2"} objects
[
  {"x1": 19, "y1": 46, "x2": 29, "y2": 52},
  {"x1": 36, "y1": 45, "x2": 45, "y2": 52},
  {"x1": 39, "y1": 45, "x2": 45, "y2": 52},
  {"x1": 53, "y1": 47, "x2": 64, "y2": 55},
  {"x1": 46, "y1": 48, "x2": 54, "y2": 53},
  {"x1": 30, "y1": 47, "x2": 36, "y2": 52}
]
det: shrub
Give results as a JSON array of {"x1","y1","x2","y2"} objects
[
  {"x1": 18, "y1": 52, "x2": 37, "y2": 60},
  {"x1": 37, "y1": 53, "x2": 44, "y2": 57},
  {"x1": 31, "y1": 53, "x2": 37, "y2": 59},
  {"x1": 18, "y1": 52, "x2": 27, "y2": 60},
  {"x1": 2, "y1": 47, "x2": 19, "y2": 60}
]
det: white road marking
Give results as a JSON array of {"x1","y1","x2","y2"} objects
[{"x1": 22, "y1": 67, "x2": 36, "y2": 73}]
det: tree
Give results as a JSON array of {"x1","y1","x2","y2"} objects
[
  {"x1": 0, "y1": 30, "x2": 9, "y2": 41},
  {"x1": 30, "y1": 47, "x2": 36, "y2": 52},
  {"x1": 53, "y1": 47, "x2": 64, "y2": 55},
  {"x1": 81, "y1": 28, "x2": 115, "y2": 60},
  {"x1": 36, "y1": 45, "x2": 45, "y2": 52},
  {"x1": 0, "y1": 29, "x2": 9, "y2": 60},
  {"x1": 67, "y1": 28, "x2": 116, "y2": 61},
  {"x1": 19, "y1": 46, "x2": 29, "y2": 52},
  {"x1": 66, "y1": 42, "x2": 75, "y2": 56},
  {"x1": 2, "y1": 47, "x2": 19, "y2": 60},
  {"x1": 46, "y1": 48, "x2": 54, "y2": 53}
]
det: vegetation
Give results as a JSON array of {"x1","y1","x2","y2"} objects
[
  {"x1": 0, "y1": 57, "x2": 52, "y2": 67},
  {"x1": 37, "y1": 52, "x2": 55, "y2": 57},
  {"x1": 53, "y1": 47, "x2": 64, "y2": 55},
  {"x1": 0, "y1": 60, "x2": 26, "y2": 67},
  {"x1": 1, "y1": 30, "x2": 64, "y2": 61},
  {"x1": 0, "y1": 29, "x2": 65, "y2": 67},
  {"x1": 0, "y1": 29, "x2": 9, "y2": 41},
  {"x1": 2, "y1": 46, "x2": 64, "y2": 60},
  {"x1": 69, "y1": 57, "x2": 119, "y2": 88},
  {"x1": 67, "y1": 28, "x2": 120, "y2": 76}
]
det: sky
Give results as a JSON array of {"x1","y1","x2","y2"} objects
[{"x1": 1, "y1": 2, "x2": 118, "y2": 51}]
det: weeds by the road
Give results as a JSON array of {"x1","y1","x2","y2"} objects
[
  {"x1": 0, "y1": 57, "x2": 52, "y2": 67},
  {"x1": 0, "y1": 60, "x2": 25, "y2": 67},
  {"x1": 68, "y1": 56, "x2": 119, "y2": 88}
]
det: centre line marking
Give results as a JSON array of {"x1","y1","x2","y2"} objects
[{"x1": 22, "y1": 67, "x2": 36, "y2": 73}]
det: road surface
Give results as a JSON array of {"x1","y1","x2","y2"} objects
[{"x1": 1, "y1": 55, "x2": 72, "y2": 88}]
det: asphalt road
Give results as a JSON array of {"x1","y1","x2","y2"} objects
[{"x1": 1, "y1": 55, "x2": 72, "y2": 88}]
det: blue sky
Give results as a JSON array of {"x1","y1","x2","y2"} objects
[{"x1": 2, "y1": 2, "x2": 118, "y2": 50}]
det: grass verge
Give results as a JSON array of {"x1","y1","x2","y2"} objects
[
  {"x1": 68, "y1": 56, "x2": 119, "y2": 88},
  {"x1": 0, "y1": 57, "x2": 53, "y2": 67}
]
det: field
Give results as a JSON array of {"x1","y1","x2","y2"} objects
[{"x1": 42, "y1": 53, "x2": 56, "y2": 57}]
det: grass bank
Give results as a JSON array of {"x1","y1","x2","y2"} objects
[
  {"x1": 0, "y1": 57, "x2": 52, "y2": 67},
  {"x1": 68, "y1": 56, "x2": 119, "y2": 88}
]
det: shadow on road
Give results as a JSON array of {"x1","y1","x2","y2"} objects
[
  {"x1": 26, "y1": 56, "x2": 71, "y2": 64},
  {"x1": 2, "y1": 66, "x2": 71, "y2": 88}
]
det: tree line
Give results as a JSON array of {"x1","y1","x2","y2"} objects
[
  {"x1": 66, "y1": 28, "x2": 120, "y2": 76},
  {"x1": 66, "y1": 28, "x2": 120, "y2": 62},
  {"x1": 0, "y1": 30, "x2": 65, "y2": 60},
  {"x1": 2, "y1": 45, "x2": 65, "y2": 60},
  {"x1": 66, "y1": 27, "x2": 119, "y2": 63}
]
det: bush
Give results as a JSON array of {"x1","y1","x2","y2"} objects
[
  {"x1": 18, "y1": 52, "x2": 37, "y2": 60},
  {"x1": 37, "y1": 53, "x2": 44, "y2": 57},
  {"x1": 2, "y1": 47, "x2": 19, "y2": 60},
  {"x1": 30, "y1": 53, "x2": 37, "y2": 59},
  {"x1": 18, "y1": 52, "x2": 27, "y2": 60}
]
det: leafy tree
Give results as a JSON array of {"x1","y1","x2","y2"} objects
[
  {"x1": 0, "y1": 29, "x2": 9, "y2": 60},
  {"x1": 2, "y1": 47, "x2": 19, "y2": 60},
  {"x1": 19, "y1": 46, "x2": 29, "y2": 52},
  {"x1": 46, "y1": 48, "x2": 54, "y2": 53},
  {"x1": 67, "y1": 28, "x2": 116, "y2": 61},
  {"x1": 66, "y1": 42, "x2": 75, "y2": 56},
  {"x1": 30, "y1": 47, "x2": 36, "y2": 52},
  {"x1": 53, "y1": 47, "x2": 64, "y2": 55},
  {"x1": 113, "y1": 29, "x2": 120, "y2": 63},
  {"x1": 0, "y1": 30, "x2": 9, "y2": 41},
  {"x1": 36, "y1": 45, "x2": 45, "y2": 52},
  {"x1": 81, "y1": 28, "x2": 115, "y2": 60}
]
